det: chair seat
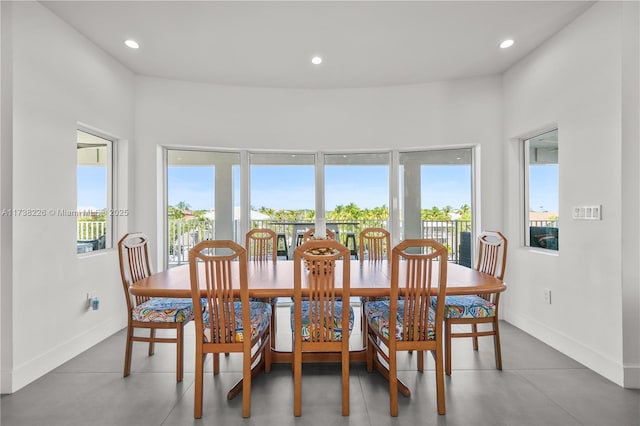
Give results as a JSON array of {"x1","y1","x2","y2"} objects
[
  {"x1": 364, "y1": 300, "x2": 436, "y2": 341},
  {"x1": 132, "y1": 298, "x2": 194, "y2": 322},
  {"x1": 291, "y1": 301, "x2": 354, "y2": 342},
  {"x1": 203, "y1": 301, "x2": 271, "y2": 343},
  {"x1": 441, "y1": 295, "x2": 496, "y2": 319}
]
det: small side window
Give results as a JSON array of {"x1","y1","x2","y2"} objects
[
  {"x1": 524, "y1": 129, "x2": 559, "y2": 251},
  {"x1": 77, "y1": 130, "x2": 113, "y2": 254}
]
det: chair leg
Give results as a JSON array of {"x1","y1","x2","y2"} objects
[
  {"x1": 361, "y1": 301, "x2": 371, "y2": 353},
  {"x1": 176, "y1": 324, "x2": 184, "y2": 382},
  {"x1": 342, "y1": 346, "x2": 350, "y2": 416},
  {"x1": 389, "y1": 350, "x2": 398, "y2": 417},
  {"x1": 493, "y1": 318, "x2": 502, "y2": 370},
  {"x1": 264, "y1": 333, "x2": 272, "y2": 373},
  {"x1": 194, "y1": 348, "x2": 205, "y2": 419},
  {"x1": 270, "y1": 300, "x2": 277, "y2": 351},
  {"x1": 417, "y1": 350, "x2": 424, "y2": 372},
  {"x1": 242, "y1": 347, "x2": 252, "y2": 418},
  {"x1": 366, "y1": 332, "x2": 374, "y2": 373},
  {"x1": 445, "y1": 320, "x2": 452, "y2": 376},
  {"x1": 293, "y1": 345, "x2": 302, "y2": 416},
  {"x1": 213, "y1": 353, "x2": 220, "y2": 375},
  {"x1": 472, "y1": 323, "x2": 479, "y2": 350},
  {"x1": 148, "y1": 328, "x2": 155, "y2": 356},
  {"x1": 124, "y1": 325, "x2": 133, "y2": 377},
  {"x1": 435, "y1": 345, "x2": 446, "y2": 415}
]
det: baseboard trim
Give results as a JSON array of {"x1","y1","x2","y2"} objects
[
  {"x1": 505, "y1": 309, "x2": 626, "y2": 387},
  {"x1": 623, "y1": 364, "x2": 640, "y2": 388},
  {"x1": 2, "y1": 317, "x2": 125, "y2": 394}
]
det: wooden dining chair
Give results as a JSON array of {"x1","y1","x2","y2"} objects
[
  {"x1": 292, "y1": 238, "x2": 352, "y2": 416},
  {"x1": 442, "y1": 231, "x2": 507, "y2": 375},
  {"x1": 358, "y1": 227, "x2": 390, "y2": 261},
  {"x1": 117, "y1": 232, "x2": 194, "y2": 382},
  {"x1": 245, "y1": 228, "x2": 277, "y2": 262},
  {"x1": 245, "y1": 228, "x2": 278, "y2": 349},
  {"x1": 189, "y1": 240, "x2": 271, "y2": 418},
  {"x1": 365, "y1": 239, "x2": 448, "y2": 416},
  {"x1": 358, "y1": 227, "x2": 391, "y2": 339}
]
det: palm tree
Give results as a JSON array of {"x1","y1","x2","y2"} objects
[
  {"x1": 457, "y1": 204, "x2": 471, "y2": 219},
  {"x1": 258, "y1": 206, "x2": 276, "y2": 219},
  {"x1": 168, "y1": 205, "x2": 185, "y2": 220},
  {"x1": 175, "y1": 201, "x2": 191, "y2": 213}
]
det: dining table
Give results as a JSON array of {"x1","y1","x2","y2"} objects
[
  {"x1": 131, "y1": 259, "x2": 506, "y2": 399},
  {"x1": 131, "y1": 258, "x2": 504, "y2": 299}
]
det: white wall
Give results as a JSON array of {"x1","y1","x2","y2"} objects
[
  {"x1": 1, "y1": 1, "x2": 134, "y2": 393},
  {"x1": 3, "y1": 0, "x2": 636, "y2": 393},
  {"x1": 134, "y1": 75, "x2": 504, "y2": 261},
  {"x1": 503, "y1": 1, "x2": 638, "y2": 386},
  {"x1": 620, "y1": 0, "x2": 640, "y2": 388}
]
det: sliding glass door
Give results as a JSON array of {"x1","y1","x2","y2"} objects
[
  {"x1": 324, "y1": 152, "x2": 390, "y2": 245},
  {"x1": 164, "y1": 147, "x2": 475, "y2": 267},
  {"x1": 399, "y1": 148, "x2": 473, "y2": 264},
  {"x1": 249, "y1": 152, "x2": 315, "y2": 256},
  {"x1": 166, "y1": 149, "x2": 240, "y2": 267}
]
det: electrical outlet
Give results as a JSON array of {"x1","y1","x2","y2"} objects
[{"x1": 543, "y1": 289, "x2": 552, "y2": 304}]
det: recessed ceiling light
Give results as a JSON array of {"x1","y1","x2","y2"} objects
[
  {"x1": 311, "y1": 56, "x2": 322, "y2": 65},
  {"x1": 124, "y1": 39, "x2": 139, "y2": 49},
  {"x1": 499, "y1": 39, "x2": 514, "y2": 49}
]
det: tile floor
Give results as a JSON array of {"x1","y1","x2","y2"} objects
[{"x1": 2, "y1": 303, "x2": 639, "y2": 426}]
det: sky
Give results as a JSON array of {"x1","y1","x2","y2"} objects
[
  {"x1": 166, "y1": 164, "x2": 474, "y2": 212},
  {"x1": 79, "y1": 163, "x2": 558, "y2": 214},
  {"x1": 77, "y1": 166, "x2": 107, "y2": 210},
  {"x1": 529, "y1": 164, "x2": 559, "y2": 213}
]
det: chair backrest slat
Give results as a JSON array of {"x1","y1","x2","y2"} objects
[
  {"x1": 476, "y1": 231, "x2": 508, "y2": 280},
  {"x1": 190, "y1": 240, "x2": 248, "y2": 345},
  {"x1": 359, "y1": 227, "x2": 390, "y2": 262},
  {"x1": 118, "y1": 232, "x2": 153, "y2": 310},
  {"x1": 245, "y1": 228, "x2": 277, "y2": 263},
  {"x1": 294, "y1": 239, "x2": 350, "y2": 344},
  {"x1": 390, "y1": 239, "x2": 448, "y2": 344}
]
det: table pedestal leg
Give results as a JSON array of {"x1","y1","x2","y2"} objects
[
  {"x1": 371, "y1": 351, "x2": 411, "y2": 397},
  {"x1": 226, "y1": 356, "x2": 265, "y2": 400}
]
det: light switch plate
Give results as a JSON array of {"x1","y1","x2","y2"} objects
[{"x1": 572, "y1": 205, "x2": 601, "y2": 220}]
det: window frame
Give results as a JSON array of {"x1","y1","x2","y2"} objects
[
  {"x1": 76, "y1": 128, "x2": 114, "y2": 254},
  {"x1": 521, "y1": 127, "x2": 559, "y2": 251},
  {"x1": 161, "y1": 146, "x2": 479, "y2": 269}
]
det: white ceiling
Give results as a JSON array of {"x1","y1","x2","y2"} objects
[{"x1": 42, "y1": 1, "x2": 594, "y2": 89}]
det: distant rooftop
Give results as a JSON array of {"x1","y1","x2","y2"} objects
[{"x1": 529, "y1": 211, "x2": 558, "y2": 221}]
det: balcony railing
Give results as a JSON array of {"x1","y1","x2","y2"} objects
[
  {"x1": 529, "y1": 220, "x2": 558, "y2": 227},
  {"x1": 76, "y1": 218, "x2": 475, "y2": 263},
  {"x1": 168, "y1": 219, "x2": 215, "y2": 265},
  {"x1": 78, "y1": 218, "x2": 560, "y2": 263},
  {"x1": 167, "y1": 219, "x2": 473, "y2": 267},
  {"x1": 421, "y1": 220, "x2": 472, "y2": 265},
  {"x1": 77, "y1": 221, "x2": 106, "y2": 240}
]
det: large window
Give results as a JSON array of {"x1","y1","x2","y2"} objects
[
  {"x1": 164, "y1": 147, "x2": 476, "y2": 267},
  {"x1": 399, "y1": 148, "x2": 473, "y2": 264},
  {"x1": 524, "y1": 129, "x2": 559, "y2": 251},
  {"x1": 324, "y1": 152, "x2": 390, "y2": 242},
  {"x1": 76, "y1": 130, "x2": 113, "y2": 254},
  {"x1": 167, "y1": 149, "x2": 240, "y2": 266},
  {"x1": 249, "y1": 152, "x2": 315, "y2": 257}
]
